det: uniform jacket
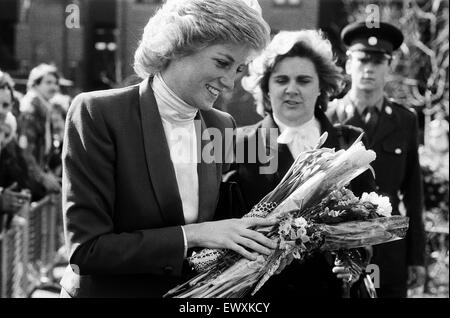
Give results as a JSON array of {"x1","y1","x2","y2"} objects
[
  {"x1": 327, "y1": 94, "x2": 426, "y2": 293},
  {"x1": 60, "y1": 78, "x2": 235, "y2": 298}
]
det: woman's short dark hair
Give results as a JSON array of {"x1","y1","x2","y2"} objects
[{"x1": 242, "y1": 30, "x2": 344, "y2": 116}]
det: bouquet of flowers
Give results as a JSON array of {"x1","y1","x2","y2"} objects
[{"x1": 164, "y1": 133, "x2": 409, "y2": 298}]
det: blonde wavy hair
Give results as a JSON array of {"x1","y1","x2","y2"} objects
[
  {"x1": 242, "y1": 30, "x2": 344, "y2": 116},
  {"x1": 133, "y1": 0, "x2": 271, "y2": 78}
]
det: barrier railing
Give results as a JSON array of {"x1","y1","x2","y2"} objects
[{"x1": 0, "y1": 194, "x2": 63, "y2": 298}]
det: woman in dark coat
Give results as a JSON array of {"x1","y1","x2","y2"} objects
[
  {"x1": 60, "y1": 0, "x2": 283, "y2": 298},
  {"x1": 228, "y1": 30, "x2": 376, "y2": 298}
]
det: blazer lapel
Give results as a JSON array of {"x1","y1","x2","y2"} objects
[
  {"x1": 196, "y1": 111, "x2": 219, "y2": 222},
  {"x1": 138, "y1": 78, "x2": 185, "y2": 226}
]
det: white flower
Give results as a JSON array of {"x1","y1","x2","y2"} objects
[
  {"x1": 376, "y1": 197, "x2": 392, "y2": 217},
  {"x1": 296, "y1": 227, "x2": 307, "y2": 238},
  {"x1": 293, "y1": 217, "x2": 308, "y2": 228},
  {"x1": 278, "y1": 221, "x2": 292, "y2": 236},
  {"x1": 360, "y1": 192, "x2": 392, "y2": 217}
]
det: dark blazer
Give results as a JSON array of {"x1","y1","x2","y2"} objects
[
  {"x1": 60, "y1": 78, "x2": 235, "y2": 298},
  {"x1": 327, "y1": 95, "x2": 426, "y2": 297},
  {"x1": 226, "y1": 107, "x2": 376, "y2": 298}
]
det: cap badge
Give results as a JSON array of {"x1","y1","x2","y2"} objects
[
  {"x1": 368, "y1": 36, "x2": 378, "y2": 46},
  {"x1": 395, "y1": 148, "x2": 402, "y2": 155}
]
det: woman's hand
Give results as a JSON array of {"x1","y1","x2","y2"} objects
[{"x1": 184, "y1": 218, "x2": 278, "y2": 261}]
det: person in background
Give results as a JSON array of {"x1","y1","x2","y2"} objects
[
  {"x1": 327, "y1": 21, "x2": 426, "y2": 298},
  {"x1": 0, "y1": 73, "x2": 31, "y2": 231},
  {"x1": 228, "y1": 30, "x2": 376, "y2": 298},
  {"x1": 18, "y1": 64, "x2": 61, "y2": 194}
]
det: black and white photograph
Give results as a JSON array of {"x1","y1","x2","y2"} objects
[{"x1": 0, "y1": 0, "x2": 448, "y2": 304}]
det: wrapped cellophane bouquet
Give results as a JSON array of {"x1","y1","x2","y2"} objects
[{"x1": 164, "y1": 133, "x2": 409, "y2": 298}]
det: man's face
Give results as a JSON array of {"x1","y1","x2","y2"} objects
[
  {"x1": 35, "y1": 73, "x2": 59, "y2": 101},
  {"x1": 346, "y1": 51, "x2": 391, "y2": 92}
]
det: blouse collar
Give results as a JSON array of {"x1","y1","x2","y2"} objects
[{"x1": 152, "y1": 72, "x2": 198, "y2": 123}]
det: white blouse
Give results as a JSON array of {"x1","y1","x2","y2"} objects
[
  {"x1": 152, "y1": 73, "x2": 199, "y2": 225},
  {"x1": 273, "y1": 114, "x2": 321, "y2": 159}
]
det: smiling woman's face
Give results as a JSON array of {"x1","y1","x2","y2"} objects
[
  {"x1": 268, "y1": 56, "x2": 320, "y2": 127},
  {"x1": 161, "y1": 43, "x2": 256, "y2": 111}
]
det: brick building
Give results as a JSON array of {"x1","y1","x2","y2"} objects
[{"x1": 1, "y1": 0, "x2": 347, "y2": 124}]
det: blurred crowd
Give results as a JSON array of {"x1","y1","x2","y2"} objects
[{"x1": 0, "y1": 64, "x2": 69, "y2": 231}]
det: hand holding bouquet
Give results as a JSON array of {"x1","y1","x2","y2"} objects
[{"x1": 164, "y1": 133, "x2": 409, "y2": 298}]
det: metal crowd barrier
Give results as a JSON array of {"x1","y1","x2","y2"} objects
[{"x1": 0, "y1": 194, "x2": 64, "y2": 298}]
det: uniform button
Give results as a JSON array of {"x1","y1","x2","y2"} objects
[
  {"x1": 385, "y1": 106, "x2": 392, "y2": 115},
  {"x1": 395, "y1": 148, "x2": 402, "y2": 154}
]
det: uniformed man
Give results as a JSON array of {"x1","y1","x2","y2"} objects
[{"x1": 327, "y1": 21, "x2": 426, "y2": 298}]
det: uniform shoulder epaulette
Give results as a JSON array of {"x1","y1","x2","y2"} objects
[{"x1": 387, "y1": 98, "x2": 416, "y2": 114}]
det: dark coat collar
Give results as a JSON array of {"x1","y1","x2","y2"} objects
[{"x1": 259, "y1": 108, "x2": 342, "y2": 180}]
